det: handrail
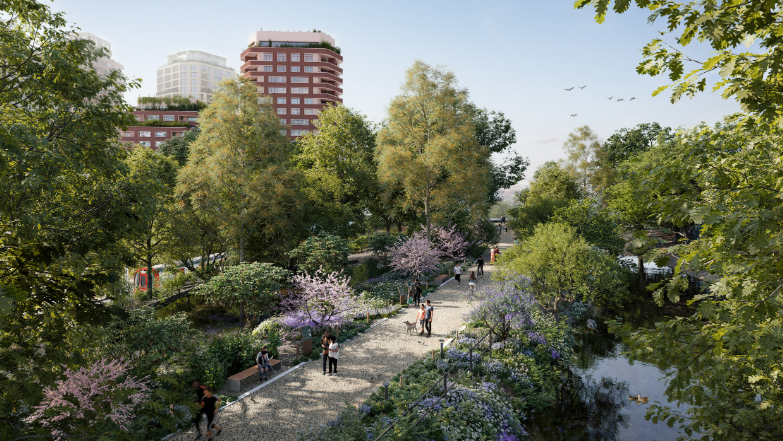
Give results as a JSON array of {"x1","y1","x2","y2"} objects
[{"x1": 373, "y1": 329, "x2": 493, "y2": 441}]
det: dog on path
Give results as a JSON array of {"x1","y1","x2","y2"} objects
[{"x1": 404, "y1": 321, "x2": 417, "y2": 335}]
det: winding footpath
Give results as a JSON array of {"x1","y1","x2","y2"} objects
[{"x1": 170, "y1": 230, "x2": 515, "y2": 441}]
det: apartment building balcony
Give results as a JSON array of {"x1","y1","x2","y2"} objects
[
  {"x1": 239, "y1": 47, "x2": 343, "y2": 64},
  {"x1": 313, "y1": 82, "x2": 343, "y2": 95},
  {"x1": 311, "y1": 92, "x2": 342, "y2": 103},
  {"x1": 312, "y1": 71, "x2": 343, "y2": 84}
]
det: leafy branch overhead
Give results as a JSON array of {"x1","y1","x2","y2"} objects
[{"x1": 576, "y1": 0, "x2": 783, "y2": 123}]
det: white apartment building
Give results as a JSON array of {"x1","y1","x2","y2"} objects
[
  {"x1": 77, "y1": 32, "x2": 125, "y2": 78},
  {"x1": 156, "y1": 51, "x2": 237, "y2": 102}
]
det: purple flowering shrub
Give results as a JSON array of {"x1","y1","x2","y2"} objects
[{"x1": 465, "y1": 274, "x2": 537, "y2": 341}]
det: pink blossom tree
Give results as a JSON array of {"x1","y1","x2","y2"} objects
[
  {"x1": 23, "y1": 358, "x2": 150, "y2": 440},
  {"x1": 389, "y1": 233, "x2": 442, "y2": 278},
  {"x1": 431, "y1": 224, "x2": 473, "y2": 261},
  {"x1": 278, "y1": 269, "x2": 363, "y2": 331}
]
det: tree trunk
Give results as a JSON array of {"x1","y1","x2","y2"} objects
[
  {"x1": 425, "y1": 170, "x2": 431, "y2": 240},
  {"x1": 240, "y1": 219, "x2": 245, "y2": 263},
  {"x1": 637, "y1": 255, "x2": 644, "y2": 281}
]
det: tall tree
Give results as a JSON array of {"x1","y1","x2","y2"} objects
[
  {"x1": 576, "y1": 1, "x2": 783, "y2": 125},
  {"x1": 377, "y1": 61, "x2": 492, "y2": 239},
  {"x1": 526, "y1": 161, "x2": 582, "y2": 202},
  {"x1": 595, "y1": 123, "x2": 673, "y2": 193},
  {"x1": 158, "y1": 127, "x2": 199, "y2": 167},
  {"x1": 560, "y1": 125, "x2": 601, "y2": 197},
  {"x1": 472, "y1": 108, "x2": 529, "y2": 205},
  {"x1": 508, "y1": 162, "x2": 581, "y2": 237},
  {"x1": 297, "y1": 104, "x2": 377, "y2": 236},
  {"x1": 176, "y1": 79, "x2": 300, "y2": 264},
  {"x1": 610, "y1": 116, "x2": 783, "y2": 439},
  {"x1": 0, "y1": 0, "x2": 141, "y2": 436},
  {"x1": 124, "y1": 148, "x2": 179, "y2": 298}
]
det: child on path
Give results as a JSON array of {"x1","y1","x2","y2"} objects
[
  {"x1": 328, "y1": 335, "x2": 339, "y2": 376},
  {"x1": 197, "y1": 387, "x2": 222, "y2": 440},
  {"x1": 191, "y1": 381, "x2": 207, "y2": 436},
  {"x1": 453, "y1": 263, "x2": 462, "y2": 287},
  {"x1": 256, "y1": 346, "x2": 274, "y2": 382},
  {"x1": 417, "y1": 304, "x2": 426, "y2": 335}
]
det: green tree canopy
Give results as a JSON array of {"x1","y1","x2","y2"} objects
[
  {"x1": 195, "y1": 262, "x2": 288, "y2": 325},
  {"x1": 610, "y1": 115, "x2": 783, "y2": 439},
  {"x1": 297, "y1": 104, "x2": 377, "y2": 236},
  {"x1": 526, "y1": 161, "x2": 581, "y2": 202},
  {"x1": 176, "y1": 79, "x2": 301, "y2": 263},
  {"x1": 595, "y1": 122, "x2": 673, "y2": 193},
  {"x1": 497, "y1": 223, "x2": 628, "y2": 323},
  {"x1": 290, "y1": 231, "x2": 349, "y2": 275},
  {"x1": 552, "y1": 198, "x2": 625, "y2": 257},
  {"x1": 561, "y1": 125, "x2": 601, "y2": 197},
  {"x1": 158, "y1": 127, "x2": 200, "y2": 167},
  {"x1": 377, "y1": 61, "x2": 492, "y2": 239}
]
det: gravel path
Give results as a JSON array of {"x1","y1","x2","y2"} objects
[{"x1": 172, "y1": 230, "x2": 515, "y2": 441}]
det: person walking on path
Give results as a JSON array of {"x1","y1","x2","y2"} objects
[
  {"x1": 327, "y1": 335, "x2": 339, "y2": 376},
  {"x1": 198, "y1": 387, "x2": 222, "y2": 440},
  {"x1": 256, "y1": 346, "x2": 274, "y2": 382},
  {"x1": 424, "y1": 300, "x2": 434, "y2": 337},
  {"x1": 494, "y1": 246, "x2": 501, "y2": 262},
  {"x1": 414, "y1": 278, "x2": 422, "y2": 305},
  {"x1": 490, "y1": 247, "x2": 496, "y2": 264},
  {"x1": 192, "y1": 381, "x2": 207, "y2": 436},
  {"x1": 453, "y1": 263, "x2": 462, "y2": 287},
  {"x1": 321, "y1": 330, "x2": 331, "y2": 375},
  {"x1": 417, "y1": 304, "x2": 426, "y2": 335},
  {"x1": 468, "y1": 271, "x2": 477, "y2": 295},
  {"x1": 477, "y1": 257, "x2": 484, "y2": 277}
]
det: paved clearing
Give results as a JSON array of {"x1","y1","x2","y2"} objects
[{"x1": 173, "y1": 231, "x2": 514, "y2": 441}]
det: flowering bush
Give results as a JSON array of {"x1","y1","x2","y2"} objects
[
  {"x1": 465, "y1": 274, "x2": 537, "y2": 341},
  {"x1": 279, "y1": 269, "x2": 367, "y2": 331},
  {"x1": 431, "y1": 224, "x2": 473, "y2": 261},
  {"x1": 24, "y1": 359, "x2": 150, "y2": 439},
  {"x1": 388, "y1": 232, "x2": 442, "y2": 278}
]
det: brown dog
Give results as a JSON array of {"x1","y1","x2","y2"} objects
[{"x1": 404, "y1": 321, "x2": 417, "y2": 335}]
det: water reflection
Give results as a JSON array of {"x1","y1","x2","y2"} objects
[{"x1": 531, "y1": 275, "x2": 699, "y2": 440}]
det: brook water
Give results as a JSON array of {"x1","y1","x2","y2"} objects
[{"x1": 530, "y1": 274, "x2": 699, "y2": 441}]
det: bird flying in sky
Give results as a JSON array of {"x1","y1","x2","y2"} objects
[
  {"x1": 578, "y1": 85, "x2": 587, "y2": 90},
  {"x1": 617, "y1": 98, "x2": 625, "y2": 102},
  {"x1": 571, "y1": 114, "x2": 577, "y2": 117},
  {"x1": 607, "y1": 96, "x2": 613, "y2": 100},
  {"x1": 565, "y1": 87, "x2": 574, "y2": 91},
  {"x1": 630, "y1": 97, "x2": 636, "y2": 101}
]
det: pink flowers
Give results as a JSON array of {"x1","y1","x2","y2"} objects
[
  {"x1": 278, "y1": 268, "x2": 361, "y2": 330},
  {"x1": 389, "y1": 225, "x2": 473, "y2": 278},
  {"x1": 24, "y1": 358, "x2": 150, "y2": 439}
]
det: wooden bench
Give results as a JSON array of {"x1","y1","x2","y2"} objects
[
  {"x1": 433, "y1": 274, "x2": 449, "y2": 285},
  {"x1": 226, "y1": 359, "x2": 282, "y2": 393}
]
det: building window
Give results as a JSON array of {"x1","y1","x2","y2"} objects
[
  {"x1": 155, "y1": 131, "x2": 167, "y2": 137},
  {"x1": 136, "y1": 115, "x2": 143, "y2": 121},
  {"x1": 291, "y1": 54, "x2": 300, "y2": 62},
  {"x1": 163, "y1": 115, "x2": 175, "y2": 121},
  {"x1": 181, "y1": 87, "x2": 188, "y2": 93},
  {"x1": 291, "y1": 98, "x2": 300, "y2": 104},
  {"x1": 201, "y1": 73, "x2": 209, "y2": 80},
  {"x1": 191, "y1": 80, "x2": 197, "y2": 85},
  {"x1": 173, "y1": 73, "x2": 179, "y2": 79},
  {"x1": 263, "y1": 53, "x2": 273, "y2": 61},
  {"x1": 191, "y1": 64, "x2": 197, "y2": 70},
  {"x1": 277, "y1": 108, "x2": 287, "y2": 114},
  {"x1": 291, "y1": 129, "x2": 309, "y2": 136},
  {"x1": 304, "y1": 54, "x2": 314, "y2": 62},
  {"x1": 277, "y1": 53, "x2": 286, "y2": 62},
  {"x1": 214, "y1": 69, "x2": 222, "y2": 76},
  {"x1": 213, "y1": 75, "x2": 221, "y2": 81},
  {"x1": 139, "y1": 141, "x2": 151, "y2": 147},
  {"x1": 280, "y1": 119, "x2": 286, "y2": 124},
  {"x1": 269, "y1": 76, "x2": 286, "y2": 83},
  {"x1": 292, "y1": 77, "x2": 308, "y2": 83},
  {"x1": 148, "y1": 115, "x2": 160, "y2": 120},
  {"x1": 277, "y1": 65, "x2": 286, "y2": 72},
  {"x1": 122, "y1": 131, "x2": 133, "y2": 137},
  {"x1": 280, "y1": 130, "x2": 287, "y2": 135},
  {"x1": 291, "y1": 66, "x2": 300, "y2": 72},
  {"x1": 291, "y1": 88, "x2": 308, "y2": 94},
  {"x1": 291, "y1": 119, "x2": 308, "y2": 125},
  {"x1": 277, "y1": 98, "x2": 287, "y2": 104},
  {"x1": 190, "y1": 87, "x2": 196, "y2": 93},
  {"x1": 269, "y1": 87, "x2": 286, "y2": 93},
  {"x1": 173, "y1": 80, "x2": 179, "y2": 86},
  {"x1": 304, "y1": 98, "x2": 314, "y2": 104},
  {"x1": 202, "y1": 66, "x2": 211, "y2": 73},
  {"x1": 304, "y1": 66, "x2": 314, "y2": 72},
  {"x1": 188, "y1": 117, "x2": 197, "y2": 122},
  {"x1": 165, "y1": 68, "x2": 171, "y2": 74},
  {"x1": 263, "y1": 66, "x2": 272, "y2": 72},
  {"x1": 165, "y1": 75, "x2": 171, "y2": 81},
  {"x1": 139, "y1": 131, "x2": 151, "y2": 137},
  {"x1": 291, "y1": 108, "x2": 300, "y2": 115},
  {"x1": 304, "y1": 108, "x2": 318, "y2": 115},
  {"x1": 191, "y1": 72, "x2": 197, "y2": 78}
]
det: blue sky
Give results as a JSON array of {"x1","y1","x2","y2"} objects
[{"x1": 54, "y1": 0, "x2": 741, "y2": 199}]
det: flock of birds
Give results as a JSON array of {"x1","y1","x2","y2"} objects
[{"x1": 565, "y1": 85, "x2": 635, "y2": 117}]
